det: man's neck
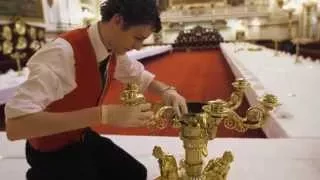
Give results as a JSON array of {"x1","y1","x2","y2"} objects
[{"x1": 98, "y1": 21, "x2": 113, "y2": 52}]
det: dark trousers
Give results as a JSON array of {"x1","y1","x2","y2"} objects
[{"x1": 25, "y1": 129, "x2": 147, "y2": 180}]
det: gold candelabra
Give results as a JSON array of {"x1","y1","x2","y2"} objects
[
  {"x1": 120, "y1": 83, "x2": 176, "y2": 130},
  {"x1": 120, "y1": 79, "x2": 279, "y2": 180}
]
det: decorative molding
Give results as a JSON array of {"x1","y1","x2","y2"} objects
[
  {"x1": 170, "y1": 0, "x2": 213, "y2": 6},
  {"x1": 227, "y1": 0, "x2": 245, "y2": 6},
  {"x1": 161, "y1": 5, "x2": 270, "y2": 23},
  {"x1": 0, "y1": 0, "x2": 45, "y2": 23},
  {"x1": 212, "y1": 19, "x2": 228, "y2": 29},
  {"x1": 0, "y1": 17, "x2": 46, "y2": 72}
]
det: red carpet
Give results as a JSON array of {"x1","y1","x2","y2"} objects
[{"x1": 93, "y1": 49, "x2": 266, "y2": 138}]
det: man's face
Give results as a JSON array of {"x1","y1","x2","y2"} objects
[{"x1": 112, "y1": 24, "x2": 153, "y2": 54}]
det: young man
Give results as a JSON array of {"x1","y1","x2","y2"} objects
[{"x1": 4, "y1": 0, "x2": 188, "y2": 179}]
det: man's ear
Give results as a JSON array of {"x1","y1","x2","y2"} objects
[{"x1": 112, "y1": 14, "x2": 124, "y2": 27}]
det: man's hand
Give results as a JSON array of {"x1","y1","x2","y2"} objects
[
  {"x1": 147, "y1": 80, "x2": 188, "y2": 117},
  {"x1": 162, "y1": 88, "x2": 188, "y2": 117},
  {"x1": 101, "y1": 103, "x2": 154, "y2": 127}
]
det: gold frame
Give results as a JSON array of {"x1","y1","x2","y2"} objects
[{"x1": 0, "y1": 0, "x2": 45, "y2": 23}]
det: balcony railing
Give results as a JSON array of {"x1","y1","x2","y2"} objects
[{"x1": 161, "y1": 5, "x2": 270, "y2": 22}]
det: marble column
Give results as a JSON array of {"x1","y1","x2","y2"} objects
[
  {"x1": 302, "y1": 2, "x2": 316, "y2": 39},
  {"x1": 286, "y1": 8, "x2": 295, "y2": 39}
]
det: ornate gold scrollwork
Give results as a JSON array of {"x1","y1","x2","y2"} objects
[
  {"x1": 120, "y1": 80, "x2": 279, "y2": 180},
  {"x1": 2, "y1": 25, "x2": 12, "y2": 40},
  {"x1": 10, "y1": 51, "x2": 27, "y2": 75},
  {"x1": 120, "y1": 83, "x2": 179, "y2": 131},
  {"x1": 2, "y1": 41, "x2": 13, "y2": 55},
  {"x1": 16, "y1": 36, "x2": 28, "y2": 50},
  {"x1": 14, "y1": 19, "x2": 27, "y2": 36},
  {"x1": 13, "y1": 18, "x2": 28, "y2": 51},
  {"x1": 28, "y1": 27, "x2": 37, "y2": 39},
  {"x1": 38, "y1": 29, "x2": 45, "y2": 39},
  {"x1": 28, "y1": 27, "x2": 41, "y2": 51},
  {"x1": 2, "y1": 25, "x2": 13, "y2": 55}
]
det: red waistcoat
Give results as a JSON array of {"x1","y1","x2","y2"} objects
[{"x1": 28, "y1": 28, "x2": 116, "y2": 152}]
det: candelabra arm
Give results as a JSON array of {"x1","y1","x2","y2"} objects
[
  {"x1": 120, "y1": 83, "x2": 179, "y2": 130},
  {"x1": 226, "y1": 79, "x2": 249, "y2": 110},
  {"x1": 224, "y1": 94, "x2": 279, "y2": 133}
]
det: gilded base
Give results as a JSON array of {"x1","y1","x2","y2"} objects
[{"x1": 153, "y1": 147, "x2": 233, "y2": 180}]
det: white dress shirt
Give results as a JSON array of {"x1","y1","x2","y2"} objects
[{"x1": 5, "y1": 23, "x2": 155, "y2": 119}]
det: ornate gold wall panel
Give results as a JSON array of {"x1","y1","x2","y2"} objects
[
  {"x1": 0, "y1": 0, "x2": 44, "y2": 23},
  {"x1": 0, "y1": 17, "x2": 46, "y2": 72}
]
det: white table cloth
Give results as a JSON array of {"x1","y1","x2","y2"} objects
[
  {"x1": 220, "y1": 42, "x2": 320, "y2": 138},
  {"x1": 1, "y1": 133, "x2": 320, "y2": 180},
  {"x1": 126, "y1": 45, "x2": 173, "y2": 61},
  {"x1": 0, "y1": 68, "x2": 29, "y2": 105}
]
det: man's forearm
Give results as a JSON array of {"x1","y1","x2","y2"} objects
[
  {"x1": 147, "y1": 80, "x2": 172, "y2": 95},
  {"x1": 6, "y1": 106, "x2": 101, "y2": 141}
]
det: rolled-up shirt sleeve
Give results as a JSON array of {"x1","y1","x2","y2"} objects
[
  {"x1": 114, "y1": 54, "x2": 155, "y2": 92},
  {"x1": 5, "y1": 38, "x2": 77, "y2": 120}
]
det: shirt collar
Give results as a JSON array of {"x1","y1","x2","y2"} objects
[{"x1": 87, "y1": 22, "x2": 110, "y2": 63}]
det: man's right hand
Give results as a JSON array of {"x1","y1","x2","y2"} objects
[{"x1": 101, "y1": 103, "x2": 154, "y2": 127}]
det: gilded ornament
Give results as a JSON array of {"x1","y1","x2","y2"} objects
[
  {"x1": 3, "y1": 40, "x2": 13, "y2": 55},
  {"x1": 16, "y1": 36, "x2": 27, "y2": 50},
  {"x1": 2, "y1": 26, "x2": 12, "y2": 40},
  {"x1": 30, "y1": 40, "x2": 41, "y2": 51},
  {"x1": 28, "y1": 27, "x2": 41, "y2": 51},
  {"x1": 38, "y1": 29, "x2": 45, "y2": 39},
  {"x1": 153, "y1": 146, "x2": 179, "y2": 180},
  {"x1": 14, "y1": 19, "x2": 27, "y2": 35},
  {"x1": 28, "y1": 27, "x2": 37, "y2": 40},
  {"x1": 10, "y1": 52, "x2": 27, "y2": 75},
  {"x1": 203, "y1": 151, "x2": 234, "y2": 180}
]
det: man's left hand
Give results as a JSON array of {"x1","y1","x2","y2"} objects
[{"x1": 162, "y1": 88, "x2": 188, "y2": 117}]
